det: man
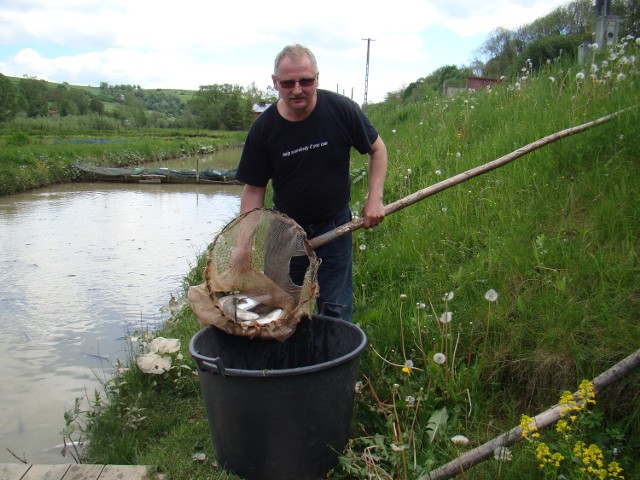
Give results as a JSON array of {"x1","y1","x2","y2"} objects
[{"x1": 235, "y1": 44, "x2": 387, "y2": 322}]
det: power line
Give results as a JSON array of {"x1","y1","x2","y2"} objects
[{"x1": 362, "y1": 38, "x2": 375, "y2": 107}]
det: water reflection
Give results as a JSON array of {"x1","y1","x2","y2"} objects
[{"x1": 0, "y1": 152, "x2": 243, "y2": 464}]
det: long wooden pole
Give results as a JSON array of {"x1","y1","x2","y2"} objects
[
  {"x1": 308, "y1": 106, "x2": 636, "y2": 250},
  {"x1": 421, "y1": 349, "x2": 640, "y2": 480}
]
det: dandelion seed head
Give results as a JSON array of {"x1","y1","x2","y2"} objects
[
  {"x1": 576, "y1": 71, "x2": 585, "y2": 81},
  {"x1": 406, "y1": 396, "x2": 416, "y2": 407},
  {"x1": 443, "y1": 291, "x2": 454, "y2": 301},
  {"x1": 400, "y1": 294, "x2": 408, "y2": 301},
  {"x1": 433, "y1": 352, "x2": 446, "y2": 364},
  {"x1": 484, "y1": 289, "x2": 498, "y2": 302},
  {"x1": 439, "y1": 311, "x2": 452, "y2": 323},
  {"x1": 359, "y1": 244, "x2": 366, "y2": 251},
  {"x1": 404, "y1": 359, "x2": 414, "y2": 368}
]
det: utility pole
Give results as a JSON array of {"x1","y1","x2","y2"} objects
[{"x1": 362, "y1": 38, "x2": 375, "y2": 108}]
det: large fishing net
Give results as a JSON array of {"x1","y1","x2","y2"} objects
[{"x1": 188, "y1": 208, "x2": 320, "y2": 341}]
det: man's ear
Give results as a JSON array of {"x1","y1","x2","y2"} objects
[{"x1": 271, "y1": 74, "x2": 278, "y2": 89}]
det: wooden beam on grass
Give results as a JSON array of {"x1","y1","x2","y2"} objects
[{"x1": 421, "y1": 349, "x2": 640, "y2": 480}]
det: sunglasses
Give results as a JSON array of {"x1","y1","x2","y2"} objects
[{"x1": 276, "y1": 76, "x2": 317, "y2": 89}]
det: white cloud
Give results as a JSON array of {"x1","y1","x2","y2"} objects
[{"x1": 0, "y1": 0, "x2": 573, "y2": 102}]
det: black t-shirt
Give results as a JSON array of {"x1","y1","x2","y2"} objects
[{"x1": 236, "y1": 89, "x2": 379, "y2": 225}]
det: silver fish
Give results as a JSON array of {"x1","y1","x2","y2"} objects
[
  {"x1": 256, "y1": 308, "x2": 283, "y2": 325},
  {"x1": 220, "y1": 296, "x2": 260, "y2": 322},
  {"x1": 218, "y1": 293, "x2": 260, "y2": 311}
]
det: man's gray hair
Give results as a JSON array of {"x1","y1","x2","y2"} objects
[{"x1": 274, "y1": 44, "x2": 318, "y2": 75}]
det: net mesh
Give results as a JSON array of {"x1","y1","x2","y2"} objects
[{"x1": 188, "y1": 209, "x2": 320, "y2": 341}]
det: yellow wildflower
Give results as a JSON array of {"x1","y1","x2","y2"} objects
[{"x1": 519, "y1": 415, "x2": 540, "y2": 440}]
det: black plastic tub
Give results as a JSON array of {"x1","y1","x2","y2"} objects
[{"x1": 189, "y1": 314, "x2": 367, "y2": 480}]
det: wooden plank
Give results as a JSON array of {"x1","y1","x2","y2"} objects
[
  {"x1": 99, "y1": 465, "x2": 152, "y2": 480},
  {"x1": 62, "y1": 464, "x2": 104, "y2": 480},
  {"x1": 21, "y1": 464, "x2": 70, "y2": 480},
  {"x1": 0, "y1": 464, "x2": 160, "y2": 480},
  {"x1": 0, "y1": 463, "x2": 31, "y2": 480}
]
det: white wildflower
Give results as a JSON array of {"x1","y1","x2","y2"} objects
[
  {"x1": 136, "y1": 352, "x2": 172, "y2": 375},
  {"x1": 147, "y1": 337, "x2": 181, "y2": 354},
  {"x1": 451, "y1": 435, "x2": 470, "y2": 446},
  {"x1": 391, "y1": 443, "x2": 408, "y2": 452},
  {"x1": 439, "y1": 312, "x2": 452, "y2": 323},
  {"x1": 493, "y1": 446, "x2": 512, "y2": 462},
  {"x1": 576, "y1": 71, "x2": 585, "y2": 81}
]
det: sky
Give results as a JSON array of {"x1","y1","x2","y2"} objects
[{"x1": 0, "y1": 0, "x2": 573, "y2": 104}]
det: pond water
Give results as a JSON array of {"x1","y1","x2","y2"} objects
[{"x1": 0, "y1": 150, "x2": 243, "y2": 464}]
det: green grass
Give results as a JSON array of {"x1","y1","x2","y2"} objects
[
  {"x1": 0, "y1": 125, "x2": 246, "y2": 195},
  {"x1": 50, "y1": 40, "x2": 640, "y2": 479}
]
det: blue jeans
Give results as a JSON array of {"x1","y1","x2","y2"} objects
[{"x1": 290, "y1": 207, "x2": 353, "y2": 322}]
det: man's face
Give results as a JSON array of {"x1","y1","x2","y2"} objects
[{"x1": 272, "y1": 54, "x2": 318, "y2": 115}]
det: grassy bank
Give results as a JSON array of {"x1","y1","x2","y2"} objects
[
  {"x1": 0, "y1": 121, "x2": 246, "y2": 196},
  {"x1": 65, "y1": 41, "x2": 640, "y2": 479}
]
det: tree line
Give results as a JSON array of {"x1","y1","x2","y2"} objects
[{"x1": 0, "y1": 74, "x2": 278, "y2": 130}]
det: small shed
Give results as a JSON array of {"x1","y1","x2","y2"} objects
[
  {"x1": 466, "y1": 77, "x2": 499, "y2": 91},
  {"x1": 252, "y1": 102, "x2": 270, "y2": 121}
]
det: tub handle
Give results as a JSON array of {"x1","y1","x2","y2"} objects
[{"x1": 199, "y1": 357, "x2": 228, "y2": 377}]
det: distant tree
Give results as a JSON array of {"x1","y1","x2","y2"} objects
[
  {"x1": 221, "y1": 91, "x2": 247, "y2": 130},
  {"x1": 18, "y1": 76, "x2": 49, "y2": 117},
  {"x1": 481, "y1": 27, "x2": 525, "y2": 78},
  {"x1": 0, "y1": 73, "x2": 18, "y2": 122},
  {"x1": 123, "y1": 94, "x2": 148, "y2": 127},
  {"x1": 66, "y1": 88, "x2": 89, "y2": 115},
  {"x1": 89, "y1": 97, "x2": 105, "y2": 115}
]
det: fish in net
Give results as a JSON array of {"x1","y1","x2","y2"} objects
[{"x1": 188, "y1": 208, "x2": 320, "y2": 341}]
